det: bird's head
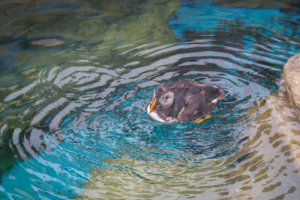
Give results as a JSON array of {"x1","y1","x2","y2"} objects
[{"x1": 149, "y1": 85, "x2": 174, "y2": 113}]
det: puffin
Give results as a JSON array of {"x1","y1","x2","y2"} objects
[{"x1": 147, "y1": 79, "x2": 225, "y2": 123}]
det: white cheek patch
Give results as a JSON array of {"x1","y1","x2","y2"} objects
[{"x1": 211, "y1": 99, "x2": 218, "y2": 103}]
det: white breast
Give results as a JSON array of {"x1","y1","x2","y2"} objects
[
  {"x1": 147, "y1": 104, "x2": 165, "y2": 122},
  {"x1": 147, "y1": 104, "x2": 178, "y2": 123}
]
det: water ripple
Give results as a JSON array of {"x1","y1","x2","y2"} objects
[{"x1": 1, "y1": 0, "x2": 300, "y2": 199}]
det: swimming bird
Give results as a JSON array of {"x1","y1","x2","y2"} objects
[{"x1": 147, "y1": 80, "x2": 225, "y2": 123}]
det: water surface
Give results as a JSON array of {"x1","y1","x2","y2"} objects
[{"x1": 1, "y1": 0, "x2": 300, "y2": 199}]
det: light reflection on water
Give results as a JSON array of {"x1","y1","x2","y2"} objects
[{"x1": 0, "y1": 0, "x2": 300, "y2": 199}]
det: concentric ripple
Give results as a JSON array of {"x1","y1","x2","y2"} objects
[{"x1": 1, "y1": 0, "x2": 300, "y2": 199}]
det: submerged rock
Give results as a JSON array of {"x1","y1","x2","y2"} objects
[{"x1": 282, "y1": 53, "x2": 300, "y2": 117}]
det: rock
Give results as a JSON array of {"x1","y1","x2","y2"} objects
[{"x1": 282, "y1": 53, "x2": 300, "y2": 117}]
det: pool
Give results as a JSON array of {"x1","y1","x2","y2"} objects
[{"x1": 0, "y1": 0, "x2": 300, "y2": 199}]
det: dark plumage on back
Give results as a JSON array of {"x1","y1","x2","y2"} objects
[{"x1": 147, "y1": 80, "x2": 225, "y2": 123}]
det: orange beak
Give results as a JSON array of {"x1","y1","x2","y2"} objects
[{"x1": 149, "y1": 99, "x2": 157, "y2": 114}]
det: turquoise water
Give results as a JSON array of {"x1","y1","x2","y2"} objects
[{"x1": 1, "y1": 0, "x2": 300, "y2": 199}]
